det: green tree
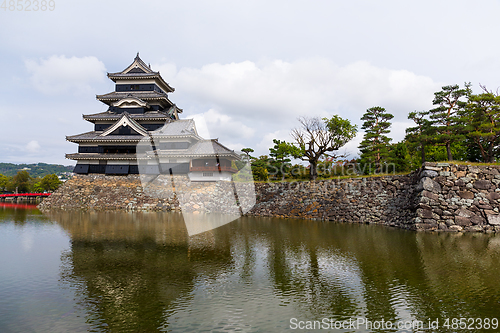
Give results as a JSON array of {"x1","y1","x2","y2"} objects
[
  {"x1": 463, "y1": 136, "x2": 484, "y2": 162},
  {"x1": 33, "y1": 180, "x2": 44, "y2": 193},
  {"x1": 388, "y1": 142, "x2": 410, "y2": 173},
  {"x1": 406, "y1": 111, "x2": 433, "y2": 164},
  {"x1": 288, "y1": 163, "x2": 309, "y2": 180},
  {"x1": 0, "y1": 174, "x2": 9, "y2": 192},
  {"x1": 251, "y1": 156, "x2": 270, "y2": 181},
  {"x1": 235, "y1": 148, "x2": 255, "y2": 172},
  {"x1": 268, "y1": 139, "x2": 301, "y2": 181},
  {"x1": 463, "y1": 85, "x2": 500, "y2": 162},
  {"x1": 11, "y1": 170, "x2": 32, "y2": 193},
  {"x1": 426, "y1": 83, "x2": 471, "y2": 161},
  {"x1": 241, "y1": 148, "x2": 254, "y2": 161},
  {"x1": 39, "y1": 174, "x2": 62, "y2": 192},
  {"x1": 0, "y1": 163, "x2": 73, "y2": 177},
  {"x1": 291, "y1": 116, "x2": 357, "y2": 180},
  {"x1": 358, "y1": 106, "x2": 393, "y2": 174}
]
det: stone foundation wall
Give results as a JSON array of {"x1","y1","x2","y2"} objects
[
  {"x1": 37, "y1": 174, "x2": 252, "y2": 215},
  {"x1": 38, "y1": 164, "x2": 500, "y2": 233},
  {"x1": 38, "y1": 175, "x2": 172, "y2": 212},
  {"x1": 411, "y1": 163, "x2": 500, "y2": 233},
  {"x1": 248, "y1": 174, "x2": 419, "y2": 230}
]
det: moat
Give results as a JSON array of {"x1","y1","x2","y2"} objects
[{"x1": 1, "y1": 204, "x2": 500, "y2": 332}]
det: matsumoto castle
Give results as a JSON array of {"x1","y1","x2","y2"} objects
[{"x1": 66, "y1": 54, "x2": 239, "y2": 181}]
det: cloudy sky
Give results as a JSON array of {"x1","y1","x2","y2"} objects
[{"x1": 2, "y1": 0, "x2": 500, "y2": 165}]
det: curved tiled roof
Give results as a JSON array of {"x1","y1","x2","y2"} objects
[
  {"x1": 83, "y1": 111, "x2": 173, "y2": 122},
  {"x1": 150, "y1": 140, "x2": 239, "y2": 159},
  {"x1": 96, "y1": 91, "x2": 172, "y2": 101},
  {"x1": 65, "y1": 153, "x2": 144, "y2": 160},
  {"x1": 66, "y1": 131, "x2": 145, "y2": 142},
  {"x1": 151, "y1": 119, "x2": 199, "y2": 137}
]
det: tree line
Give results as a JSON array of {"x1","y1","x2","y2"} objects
[
  {"x1": 241, "y1": 83, "x2": 500, "y2": 181},
  {"x1": 0, "y1": 163, "x2": 73, "y2": 177},
  {"x1": 0, "y1": 171, "x2": 62, "y2": 193}
]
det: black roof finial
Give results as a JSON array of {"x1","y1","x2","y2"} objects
[{"x1": 136, "y1": 52, "x2": 140, "y2": 59}]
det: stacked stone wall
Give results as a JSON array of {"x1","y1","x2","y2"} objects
[
  {"x1": 412, "y1": 163, "x2": 500, "y2": 233},
  {"x1": 38, "y1": 164, "x2": 500, "y2": 233},
  {"x1": 248, "y1": 173, "x2": 419, "y2": 230}
]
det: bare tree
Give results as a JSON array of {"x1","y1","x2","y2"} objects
[{"x1": 291, "y1": 116, "x2": 357, "y2": 180}]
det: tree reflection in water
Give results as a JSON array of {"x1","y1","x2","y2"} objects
[
  {"x1": 0, "y1": 203, "x2": 46, "y2": 225},
  {"x1": 48, "y1": 212, "x2": 500, "y2": 332}
]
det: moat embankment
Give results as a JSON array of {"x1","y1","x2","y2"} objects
[{"x1": 38, "y1": 163, "x2": 500, "y2": 232}]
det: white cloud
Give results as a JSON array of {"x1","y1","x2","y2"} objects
[
  {"x1": 26, "y1": 140, "x2": 41, "y2": 153},
  {"x1": 152, "y1": 62, "x2": 178, "y2": 84},
  {"x1": 165, "y1": 58, "x2": 442, "y2": 156},
  {"x1": 173, "y1": 58, "x2": 440, "y2": 125},
  {"x1": 2, "y1": 0, "x2": 500, "y2": 165},
  {"x1": 187, "y1": 108, "x2": 255, "y2": 142},
  {"x1": 25, "y1": 55, "x2": 106, "y2": 95},
  {"x1": 255, "y1": 130, "x2": 293, "y2": 156},
  {"x1": 11, "y1": 56, "x2": 442, "y2": 162}
]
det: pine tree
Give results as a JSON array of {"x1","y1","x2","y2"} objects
[
  {"x1": 425, "y1": 83, "x2": 470, "y2": 161},
  {"x1": 358, "y1": 106, "x2": 393, "y2": 174},
  {"x1": 241, "y1": 148, "x2": 254, "y2": 161},
  {"x1": 462, "y1": 85, "x2": 500, "y2": 162},
  {"x1": 268, "y1": 139, "x2": 301, "y2": 181},
  {"x1": 406, "y1": 110, "x2": 433, "y2": 164}
]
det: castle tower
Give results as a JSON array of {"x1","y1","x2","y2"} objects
[{"x1": 66, "y1": 54, "x2": 239, "y2": 180}]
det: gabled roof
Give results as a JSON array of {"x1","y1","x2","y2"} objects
[
  {"x1": 143, "y1": 120, "x2": 239, "y2": 159},
  {"x1": 186, "y1": 140, "x2": 240, "y2": 158},
  {"x1": 117, "y1": 53, "x2": 156, "y2": 75},
  {"x1": 112, "y1": 96, "x2": 149, "y2": 108},
  {"x1": 147, "y1": 139, "x2": 239, "y2": 159},
  {"x1": 107, "y1": 53, "x2": 175, "y2": 93},
  {"x1": 151, "y1": 119, "x2": 200, "y2": 138},
  {"x1": 101, "y1": 112, "x2": 149, "y2": 137}
]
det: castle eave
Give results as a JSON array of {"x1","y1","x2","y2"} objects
[
  {"x1": 66, "y1": 153, "x2": 146, "y2": 160},
  {"x1": 96, "y1": 91, "x2": 175, "y2": 107},
  {"x1": 107, "y1": 74, "x2": 175, "y2": 93},
  {"x1": 82, "y1": 111, "x2": 171, "y2": 122},
  {"x1": 66, "y1": 131, "x2": 145, "y2": 143}
]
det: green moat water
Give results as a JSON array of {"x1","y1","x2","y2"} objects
[{"x1": 1, "y1": 204, "x2": 500, "y2": 332}]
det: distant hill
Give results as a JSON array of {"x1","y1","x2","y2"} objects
[{"x1": 0, "y1": 163, "x2": 74, "y2": 177}]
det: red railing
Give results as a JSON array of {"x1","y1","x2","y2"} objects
[{"x1": 189, "y1": 166, "x2": 237, "y2": 173}]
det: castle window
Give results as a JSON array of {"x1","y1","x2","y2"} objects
[
  {"x1": 131, "y1": 85, "x2": 140, "y2": 90},
  {"x1": 203, "y1": 173, "x2": 213, "y2": 177}
]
